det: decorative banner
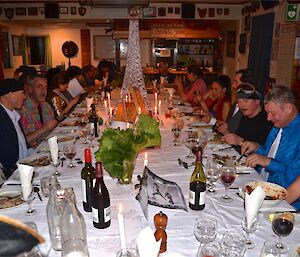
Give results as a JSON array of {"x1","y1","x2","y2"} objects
[
  {"x1": 198, "y1": 8, "x2": 207, "y2": 18},
  {"x1": 286, "y1": 4, "x2": 298, "y2": 22}
]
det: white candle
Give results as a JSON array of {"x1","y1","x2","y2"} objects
[
  {"x1": 125, "y1": 95, "x2": 128, "y2": 102},
  {"x1": 144, "y1": 152, "x2": 148, "y2": 166},
  {"x1": 128, "y1": 93, "x2": 131, "y2": 102},
  {"x1": 158, "y1": 100, "x2": 161, "y2": 115},
  {"x1": 138, "y1": 107, "x2": 141, "y2": 115},
  {"x1": 118, "y1": 203, "x2": 126, "y2": 250},
  {"x1": 107, "y1": 93, "x2": 111, "y2": 108},
  {"x1": 109, "y1": 107, "x2": 113, "y2": 118},
  {"x1": 154, "y1": 92, "x2": 158, "y2": 109},
  {"x1": 154, "y1": 106, "x2": 157, "y2": 116},
  {"x1": 104, "y1": 100, "x2": 108, "y2": 123}
]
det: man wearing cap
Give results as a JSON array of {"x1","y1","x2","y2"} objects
[
  {"x1": 222, "y1": 83, "x2": 272, "y2": 147},
  {"x1": 243, "y1": 86, "x2": 300, "y2": 210},
  {"x1": 0, "y1": 79, "x2": 29, "y2": 180},
  {"x1": 19, "y1": 75, "x2": 58, "y2": 148}
]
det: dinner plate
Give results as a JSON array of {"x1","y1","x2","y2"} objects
[
  {"x1": 288, "y1": 243, "x2": 300, "y2": 257},
  {"x1": 0, "y1": 189, "x2": 24, "y2": 209},
  {"x1": 188, "y1": 121, "x2": 211, "y2": 129},
  {"x1": 19, "y1": 155, "x2": 51, "y2": 167}
]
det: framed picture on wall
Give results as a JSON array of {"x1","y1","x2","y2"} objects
[
  {"x1": 15, "y1": 7, "x2": 26, "y2": 16},
  {"x1": 12, "y1": 35, "x2": 22, "y2": 56},
  {"x1": 226, "y1": 31, "x2": 236, "y2": 58},
  {"x1": 28, "y1": 7, "x2": 38, "y2": 16},
  {"x1": 142, "y1": 7, "x2": 156, "y2": 18},
  {"x1": 70, "y1": 7, "x2": 77, "y2": 15},
  {"x1": 60, "y1": 7, "x2": 68, "y2": 14}
]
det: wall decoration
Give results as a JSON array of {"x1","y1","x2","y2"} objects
[
  {"x1": 158, "y1": 7, "x2": 166, "y2": 17},
  {"x1": 175, "y1": 7, "x2": 180, "y2": 15},
  {"x1": 60, "y1": 7, "x2": 68, "y2": 14},
  {"x1": 208, "y1": 8, "x2": 215, "y2": 17},
  {"x1": 226, "y1": 31, "x2": 236, "y2": 58},
  {"x1": 78, "y1": 6, "x2": 86, "y2": 16},
  {"x1": 5, "y1": 8, "x2": 14, "y2": 19},
  {"x1": 28, "y1": 7, "x2": 38, "y2": 16},
  {"x1": 15, "y1": 7, "x2": 26, "y2": 16},
  {"x1": 168, "y1": 7, "x2": 173, "y2": 14},
  {"x1": 286, "y1": 4, "x2": 298, "y2": 22},
  {"x1": 142, "y1": 7, "x2": 156, "y2": 18},
  {"x1": 198, "y1": 8, "x2": 207, "y2": 18},
  {"x1": 39, "y1": 7, "x2": 44, "y2": 15},
  {"x1": 224, "y1": 8, "x2": 229, "y2": 16},
  {"x1": 70, "y1": 7, "x2": 77, "y2": 15},
  {"x1": 12, "y1": 35, "x2": 22, "y2": 56},
  {"x1": 217, "y1": 8, "x2": 222, "y2": 15}
]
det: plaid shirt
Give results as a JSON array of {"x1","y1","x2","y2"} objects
[{"x1": 19, "y1": 97, "x2": 55, "y2": 135}]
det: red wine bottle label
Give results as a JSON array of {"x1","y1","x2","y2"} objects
[
  {"x1": 189, "y1": 190, "x2": 205, "y2": 205},
  {"x1": 104, "y1": 206, "x2": 111, "y2": 223},
  {"x1": 92, "y1": 207, "x2": 99, "y2": 223},
  {"x1": 82, "y1": 179, "x2": 87, "y2": 203},
  {"x1": 92, "y1": 206, "x2": 111, "y2": 223}
]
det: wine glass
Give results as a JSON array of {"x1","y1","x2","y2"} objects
[
  {"x1": 205, "y1": 158, "x2": 220, "y2": 193},
  {"x1": 260, "y1": 241, "x2": 281, "y2": 257},
  {"x1": 197, "y1": 242, "x2": 221, "y2": 257},
  {"x1": 87, "y1": 126, "x2": 95, "y2": 148},
  {"x1": 219, "y1": 166, "x2": 236, "y2": 202},
  {"x1": 221, "y1": 229, "x2": 247, "y2": 257},
  {"x1": 63, "y1": 144, "x2": 77, "y2": 168},
  {"x1": 80, "y1": 128, "x2": 89, "y2": 144},
  {"x1": 21, "y1": 186, "x2": 37, "y2": 216},
  {"x1": 194, "y1": 215, "x2": 217, "y2": 246},
  {"x1": 185, "y1": 136, "x2": 198, "y2": 158},
  {"x1": 172, "y1": 127, "x2": 182, "y2": 146},
  {"x1": 241, "y1": 213, "x2": 259, "y2": 249},
  {"x1": 271, "y1": 212, "x2": 294, "y2": 253}
]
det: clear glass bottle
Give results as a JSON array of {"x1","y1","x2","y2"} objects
[
  {"x1": 60, "y1": 192, "x2": 88, "y2": 254},
  {"x1": 46, "y1": 188, "x2": 66, "y2": 251},
  {"x1": 189, "y1": 148, "x2": 206, "y2": 210}
]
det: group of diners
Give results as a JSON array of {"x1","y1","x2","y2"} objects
[{"x1": 0, "y1": 62, "x2": 115, "y2": 184}]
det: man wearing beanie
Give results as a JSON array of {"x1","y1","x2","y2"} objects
[
  {"x1": 0, "y1": 79, "x2": 29, "y2": 182},
  {"x1": 222, "y1": 83, "x2": 272, "y2": 147}
]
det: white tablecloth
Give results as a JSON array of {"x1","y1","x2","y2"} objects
[{"x1": 1, "y1": 94, "x2": 299, "y2": 257}]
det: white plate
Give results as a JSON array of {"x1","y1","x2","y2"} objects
[
  {"x1": 0, "y1": 189, "x2": 20, "y2": 198},
  {"x1": 288, "y1": 243, "x2": 300, "y2": 257}
]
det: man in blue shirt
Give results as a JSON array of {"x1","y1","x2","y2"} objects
[{"x1": 242, "y1": 86, "x2": 300, "y2": 209}]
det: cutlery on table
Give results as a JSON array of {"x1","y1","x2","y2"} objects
[
  {"x1": 33, "y1": 186, "x2": 42, "y2": 201},
  {"x1": 217, "y1": 146, "x2": 234, "y2": 152}
]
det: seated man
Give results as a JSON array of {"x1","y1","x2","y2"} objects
[
  {"x1": 0, "y1": 79, "x2": 29, "y2": 180},
  {"x1": 286, "y1": 175, "x2": 300, "y2": 210},
  {"x1": 221, "y1": 83, "x2": 272, "y2": 147},
  {"x1": 243, "y1": 86, "x2": 300, "y2": 210},
  {"x1": 19, "y1": 75, "x2": 58, "y2": 148}
]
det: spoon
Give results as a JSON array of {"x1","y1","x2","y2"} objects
[{"x1": 33, "y1": 186, "x2": 42, "y2": 201}]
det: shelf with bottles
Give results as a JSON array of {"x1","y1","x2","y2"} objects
[{"x1": 178, "y1": 44, "x2": 214, "y2": 56}]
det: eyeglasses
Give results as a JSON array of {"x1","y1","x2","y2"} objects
[{"x1": 236, "y1": 83, "x2": 256, "y2": 94}]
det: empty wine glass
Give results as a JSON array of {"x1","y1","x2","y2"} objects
[
  {"x1": 197, "y1": 242, "x2": 221, "y2": 257},
  {"x1": 241, "y1": 213, "x2": 259, "y2": 249},
  {"x1": 21, "y1": 186, "x2": 37, "y2": 216},
  {"x1": 221, "y1": 229, "x2": 247, "y2": 257},
  {"x1": 194, "y1": 215, "x2": 217, "y2": 246},
  {"x1": 80, "y1": 128, "x2": 89, "y2": 144},
  {"x1": 219, "y1": 166, "x2": 236, "y2": 202},
  {"x1": 50, "y1": 152, "x2": 61, "y2": 176},
  {"x1": 63, "y1": 144, "x2": 77, "y2": 168},
  {"x1": 87, "y1": 126, "x2": 95, "y2": 148},
  {"x1": 260, "y1": 241, "x2": 281, "y2": 257},
  {"x1": 272, "y1": 212, "x2": 294, "y2": 253},
  {"x1": 205, "y1": 158, "x2": 220, "y2": 193}
]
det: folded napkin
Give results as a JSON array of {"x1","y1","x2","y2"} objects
[
  {"x1": 17, "y1": 163, "x2": 34, "y2": 200},
  {"x1": 137, "y1": 227, "x2": 161, "y2": 257},
  {"x1": 48, "y1": 136, "x2": 58, "y2": 165},
  {"x1": 245, "y1": 185, "x2": 266, "y2": 229},
  {"x1": 86, "y1": 97, "x2": 94, "y2": 113}
]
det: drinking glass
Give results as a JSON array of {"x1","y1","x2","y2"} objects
[
  {"x1": 241, "y1": 213, "x2": 259, "y2": 249},
  {"x1": 219, "y1": 166, "x2": 236, "y2": 202},
  {"x1": 271, "y1": 212, "x2": 294, "y2": 253},
  {"x1": 80, "y1": 128, "x2": 89, "y2": 144},
  {"x1": 116, "y1": 248, "x2": 139, "y2": 257},
  {"x1": 185, "y1": 136, "x2": 198, "y2": 158},
  {"x1": 63, "y1": 144, "x2": 77, "y2": 168},
  {"x1": 87, "y1": 126, "x2": 95, "y2": 148},
  {"x1": 51, "y1": 158, "x2": 61, "y2": 176},
  {"x1": 260, "y1": 241, "x2": 281, "y2": 257},
  {"x1": 197, "y1": 242, "x2": 221, "y2": 257},
  {"x1": 62, "y1": 239, "x2": 89, "y2": 257},
  {"x1": 221, "y1": 229, "x2": 247, "y2": 257},
  {"x1": 205, "y1": 158, "x2": 220, "y2": 193},
  {"x1": 194, "y1": 215, "x2": 217, "y2": 245},
  {"x1": 21, "y1": 187, "x2": 37, "y2": 216}
]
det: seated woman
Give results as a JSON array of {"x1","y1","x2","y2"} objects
[
  {"x1": 174, "y1": 64, "x2": 208, "y2": 105},
  {"x1": 286, "y1": 175, "x2": 300, "y2": 210},
  {"x1": 49, "y1": 71, "x2": 80, "y2": 121},
  {"x1": 198, "y1": 75, "x2": 231, "y2": 123}
]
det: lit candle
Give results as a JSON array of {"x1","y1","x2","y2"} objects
[
  {"x1": 144, "y1": 152, "x2": 148, "y2": 166},
  {"x1": 158, "y1": 100, "x2": 161, "y2": 115},
  {"x1": 128, "y1": 93, "x2": 131, "y2": 102},
  {"x1": 109, "y1": 107, "x2": 113, "y2": 118},
  {"x1": 154, "y1": 106, "x2": 157, "y2": 116},
  {"x1": 107, "y1": 93, "x2": 111, "y2": 108},
  {"x1": 125, "y1": 95, "x2": 128, "y2": 102},
  {"x1": 154, "y1": 92, "x2": 158, "y2": 109},
  {"x1": 138, "y1": 107, "x2": 141, "y2": 115},
  {"x1": 104, "y1": 100, "x2": 108, "y2": 123},
  {"x1": 118, "y1": 203, "x2": 126, "y2": 250}
]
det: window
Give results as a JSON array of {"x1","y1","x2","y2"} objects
[{"x1": 29, "y1": 36, "x2": 46, "y2": 65}]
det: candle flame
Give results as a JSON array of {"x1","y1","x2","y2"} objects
[{"x1": 145, "y1": 152, "x2": 148, "y2": 160}]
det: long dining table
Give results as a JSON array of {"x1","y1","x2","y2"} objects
[{"x1": 0, "y1": 91, "x2": 299, "y2": 257}]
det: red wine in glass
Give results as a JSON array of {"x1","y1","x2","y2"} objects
[
  {"x1": 219, "y1": 166, "x2": 236, "y2": 202},
  {"x1": 220, "y1": 174, "x2": 235, "y2": 188},
  {"x1": 65, "y1": 153, "x2": 76, "y2": 160}
]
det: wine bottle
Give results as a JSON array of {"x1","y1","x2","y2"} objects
[
  {"x1": 89, "y1": 103, "x2": 99, "y2": 137},
  {"x1": 81, "y1": 148, "x2": 96, "y2": 212},
  {"x1": 92, "y1": 162, "x2": 111, "y2": 229},
  {"x1": 189, "y1": 148, "x2": 206, "y2": 210}
]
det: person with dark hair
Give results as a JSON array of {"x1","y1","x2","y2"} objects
[
  {"x1": 156, "y1": 60, "x2": 175, "y2": 84},
  {"x1": 223, "y1": 83, "x2": 272, "y2": 147},
  {"x1": 217, "y1": 68, "x2": 255, "y2": 134},
  {"x1": 96, "y1": 60, "x2": 116, "y2": 85},
  {"x1": 77, "y1": 64, "x2": 98, "y2": 91},
  {"x1": 49, "y1": 71, "x2": 79, "y2": 120},
  {"x1": 67, "y1": 65, "x2": 82, "y2": 80},
  {"x1": 19, "y1": 75, "x2": 58, "y2": 148},
  {"x1": 242, "y1": 86, "x2": 300, "y2": 210},
  {"x1": 174, "y1": 64, "x2": 208, "y2": 105},
  {"x1": 0, "y1": 79, "x2": 29, "y2": 180}
]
